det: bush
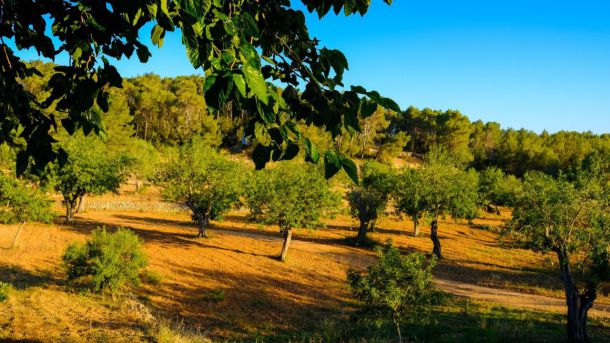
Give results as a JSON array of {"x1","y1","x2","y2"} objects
[
  {"x1": 0, "y1": 281, "x2": 12, "y2": 302},
  {"x1": 62, "y1": 227, "x2": 147, "y2": 294},
  {"x1": 348, "y1": 242, "x2": 439, "y2": 343}
]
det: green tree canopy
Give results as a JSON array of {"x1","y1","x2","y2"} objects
[
  {"x1": 393, "y1": 167, "x2": 427, "y2": 237},
  {"x1": 52, "y1": 134, "x2": 127, "y2": 223},
  {"x1": 0, "y1": 172, "x2": 54, "y2": 224},
  {"x1": 246, "y1": 162, "x2": 339, "y2": 261},
  {"x1": 161, "y1": 138, "x2": 245, "y2": 237}
]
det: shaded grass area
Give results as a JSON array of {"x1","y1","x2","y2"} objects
[{"x1": 257, "y1": 296, "x2": 610, "y2": 343}]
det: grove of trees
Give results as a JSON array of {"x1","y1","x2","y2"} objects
[{"x1": 2, "y1": 1, "x2": 610, "y2": 341}]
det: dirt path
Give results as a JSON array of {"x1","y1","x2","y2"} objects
[{"x1": 213, "y1": 226, "x2": 610, "y2": 318}]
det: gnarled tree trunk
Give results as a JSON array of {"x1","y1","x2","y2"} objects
[
  {"x1": 430, "y1": 217, "x2": 442, "y2": 259},
  {"x1": 280, "y1": 227, "x2": 292, "y2": 262},
  {"x1": 558, "y1": 250, "x2": 596, "y2": 343}
]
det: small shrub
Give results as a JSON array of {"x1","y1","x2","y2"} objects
[
  {"x1": 0, "y1": 281, "x2": 12, "y2": 302},
  {"x1": 348, "y1": 241, "x2": 440, "y2": 343},
  {"x1": 62, "y1": 227, "x2": 147, "y2": 294}
]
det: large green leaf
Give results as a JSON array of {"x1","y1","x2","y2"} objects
[
  {"x1": 340, "y1": 156, "x2": 359, "y2": 185},
  {"x1": 304, "y1": 138, "x2": 320, "y2": 163},
  {"x1": 242, "y1": 60, "x2": 268, "y2": 104},
  {"x1": 232, "y1": 73, "x2": 246, "y2": 97},
  {"x1": 151, "y1": 25, "x2": 165, "y2": 48}
]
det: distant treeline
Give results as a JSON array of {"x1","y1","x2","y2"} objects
[{"x1": 17, "y1": 62, "x2": 610, "y2": 177}]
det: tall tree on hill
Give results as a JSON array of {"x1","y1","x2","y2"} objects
[
  {"x1": 508, "y1": 171, "x2": 610, "y2": 343},
  {"x1": 1, "y1": 0, "x2": 398, "y2": 181},
  {"x1": 246, "y1": 163, "x2": 339, "y2": 261}
]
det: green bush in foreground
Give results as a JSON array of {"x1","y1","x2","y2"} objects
[
  {"x1": 348, "y1": 242, "x2": 439, "y2": 343},
  {"x1": 62, "y1": 228, "x2": 147, "y2": 294}
]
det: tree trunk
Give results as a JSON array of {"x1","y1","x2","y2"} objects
[
  {"x1": 9, "y1": 222, "x2": 25, "y2": 249},
  {"x1": 75, "y1": 195, "x2": 86, "y2": 213},
  {"x1": 558, "y1": 250, "x2": 596, "y2": 343},
  {"x1": 430, "y1": 217, "x2": 442, "y2": 259},
  {"x1": 64, "y1": 199, "x2": 76, "y2": 224},
  {"x1": 393, "y1": 315, "x2": 402, "y2": 343},
  {"x1": 413, "y1": 217, "x2": 419, "y2": 237},
  {"x1": 197, "y1": 214, "x2": 209, "y2": 238},
  {"x1": 279, "y1": 228, "x2": 292, "y2": 262},
  {"x1": 356, "y1": 219, "x2": 369, "y2": 245}
]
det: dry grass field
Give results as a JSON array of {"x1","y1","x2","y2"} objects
[{"x1": 1, "y1": 185, "x2": 609, "y2": 341}]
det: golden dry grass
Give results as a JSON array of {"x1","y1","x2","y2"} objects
[{"x1": 1, "y1": 185, "x2": 608, "y2": 341}]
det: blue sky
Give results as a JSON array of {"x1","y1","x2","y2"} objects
[{"x1": 12, "y1": 0, "x2": 610, "y2": 133}]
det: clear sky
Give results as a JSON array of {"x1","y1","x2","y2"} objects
[{"x1": 13, "y1": 0, "x2": 610, "y2": 134}]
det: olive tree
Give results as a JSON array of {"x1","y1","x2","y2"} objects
[
  {"x1": 347, "y1": 161, "x2": 393, "y2": 245},
  {"x1": 246, "y1": 163, "x2": 339, "y2": 261},
  {"x1": 393, "y1": 168, "x2": 427, "y2": 237},
  {"x1": 508, "y1": 171, "x2": 610, "y2": 342},
  {"x1": 418, "y1": 150, "x2": 479, "y2": 259},
  {"x1": 162, "y1": 139, "x2": 245, "y2": 238},
  {"x1": 348, "y1": 242, "x2": 438, "y2": 343},
  {"x1": 53, "y1": 136, "x2": 126, "y2": 223}
]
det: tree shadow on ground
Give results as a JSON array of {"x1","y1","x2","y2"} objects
[
  {"x1": 61, "y1": 217, "x2": 275, "y2": 259},
  {"x1": 137, "y1": 262, "x2": 352, "y2": 340},
  {"x1": 0, "y1": 265, "x2": 62, "y2": 290},
  {"x1": 431, "y1": 259, "x2": 563, "y2": 295}
]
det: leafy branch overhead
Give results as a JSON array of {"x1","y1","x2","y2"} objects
[{"x1": 0, "y1": 0, "x2": 399, "y2": 181}]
